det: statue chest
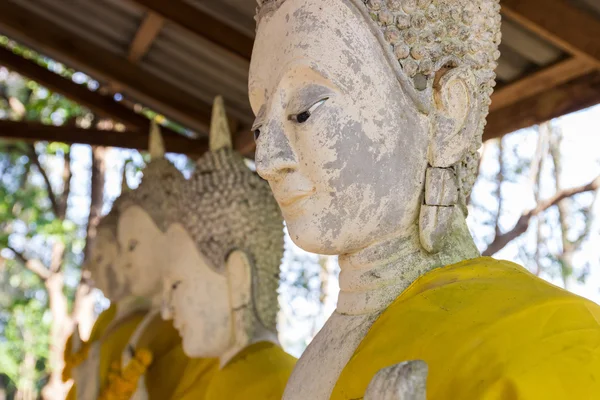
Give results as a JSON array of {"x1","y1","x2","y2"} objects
[{"x1": 331, "y1": 258, "x2": 600, "y2": 399}]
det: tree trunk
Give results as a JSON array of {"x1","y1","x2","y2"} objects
[
  {"x1": 41, "y1": 243, "x2": 71, "y2": 400},
  {"x1": 15, "y1": 332, "x2": 36, "y2": 400},
  {"x1": 74, "y1": 146, "x2": 107, "y2": 340},
  {"x1": 82, "y1": 146, "x2": 106, "y2": 263}
]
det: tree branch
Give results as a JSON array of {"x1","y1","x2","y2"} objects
[
  {"x1": 18, "y1": 160, "x2": 31, "y2": 191},
  {"x1": 572, "y1": 189, "x2": 598, "y2": 249},
  {"x1": 57, "y1": 148, "x2": 72, "y2": 219},
  {"x1": 26, "y1": 144, "x2": 60, "y2": 217},
  {"x1": 5, "y1": 245, "x2": 51, "y2": 281},
  {"x1": 493, "y1": 138, "x2": 504, "y2": 237},
  {"x1": 82, "y1": 146, "x2": 106, "y2": 263},
  {"x1": 482, "y1": 175, "x2": 600, "y2": 256}
]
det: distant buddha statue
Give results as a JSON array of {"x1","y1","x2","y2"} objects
[
  {"x1": 161, "y1": 96, "x2": 296, "y2": 400},
  {"x1": 249, "y1": 0, "x2": 600, "y2": 399},
  {"x1": 95, "y1": 123, "x2": 218, "y2": 400},
  {"x1": 63, "y1": 157, "x2": 151, "y2": 400}
]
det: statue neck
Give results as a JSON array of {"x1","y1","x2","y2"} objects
[
  {"x1": 219, "y1": 321, "x2": 279, "y2": 368},
  {"x1": 113, "y1": 294, "x2": 158, "y2": 324},
  {"x1": 337, "y1": 213, "x2": 480, "y2": 315}
]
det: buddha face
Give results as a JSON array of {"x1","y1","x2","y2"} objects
[
  {"x1": 116, "y1": 206, "x2": 165, "y2": 298},
  {"x1": 162, "y1": 223, "x2": 232, "y2": 358},
  {"x1": 249, "y1": 0, "x2": 429, "y2": 255},
  {"x1": 88, "y1": 227, "x2": 128, "y2": 301}
]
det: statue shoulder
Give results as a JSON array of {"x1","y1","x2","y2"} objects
[
  {"x1": 205, "y1": 342, "x2": 296, "y2": 400},
  {"x1": 332, "y1": 257, "x2": 600, "y2": 399}
]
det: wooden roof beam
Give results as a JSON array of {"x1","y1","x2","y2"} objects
[
  {"x1": 490, "y1": 57, "x2": 596, "y2": 112},
  {"x1": 500, "y1": 0, "x2": 600, "y2": 67},
  {"x1": 0, "y1": 45, "x2": 154, "y2": 132},
  {"x1": 0, "y1": 120, "x2": 208, "y2": 156},
  {"x1": 130, "y1": 0, "x2": 253, "y2": 61},
  {"x1": 0, "y1": 1, "x2": 214, "y2": 134},
  {"x1": 484, "y1": 71, "x2": 600, "y2": 141},
  {"x1": 128, "y1": 12, "x2": 164, "y2": 63}
]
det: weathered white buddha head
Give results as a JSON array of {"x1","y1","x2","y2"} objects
[
  {"x1": 109, "y1": 124, "x2": 185, "y2": 299},
  {"x1": 250, "y1": 0, "x2": 500, "y2": 255},
  {"x1": 162, "y1": 98, "x2": 284, "y2": 361},
  {"x1": 86, "y1": 222, "x2": 129, "y2": 302}
]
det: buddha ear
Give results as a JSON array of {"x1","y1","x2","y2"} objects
[
  {"x1": 225, "y1": 250, "x2": 252, "y2": 310},
  {"x1": 429, "y1": 67, "x2": 478, "y2": 168}
]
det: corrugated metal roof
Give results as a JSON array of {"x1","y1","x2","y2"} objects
[
  {"x1": 574, "y1": 0, "x2": 600, "y2": 16},
  {"x1": 13, "y1": 0, "x2": 141, "y2": 56},
  {"x1": 184, "y1": 0, "x2": 256, "y2": 37},
  {"x1": 0, "y1": 0, "x2": 582, "y2": 134},
  {"x1": 143, "y1": 22, "x2": 252, "y2": 125},
  {"x1": 496, "y1": 16, "x2": 566, "y2": 85}
]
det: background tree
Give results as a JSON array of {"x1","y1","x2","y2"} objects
[
  {"x1": 0, "y1": 59, "x2": 106, "y2": 399},
  {"x1": 470, "y1": 119, "x2": 600, "y2": 289}
]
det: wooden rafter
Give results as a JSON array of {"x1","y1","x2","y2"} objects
[
  {"x1": 0, "y1": 1, "x2": 214, "y2": 134},
  {"x1": 484, "y1": 71, "x2": 600, "y2": 141},
  {"x1": 0, "y1": 120, "x2": 208, "y2": 156},
  {"x1": 0, "y1": 45, "x2": 150, "y2": 132},
  {"x1": 130, "y1": 0, "x2": 253, "y2": 61},
  {"x1": 490, "y1": 57, "x2": 596, "y2": 112},
  {"x1": 128, "y1": 12, "x2": 165, "y2": 63},
  {"x1": 501, "y1": 0, "x2": 600, "y2": 67}
]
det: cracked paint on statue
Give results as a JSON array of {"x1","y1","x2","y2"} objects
[
  {"x1": 251, "y1": 0, "x2": 428, "y2": 256},
  {"x1": 250, "y1": 0, "x2": 504, "y2": 398}
]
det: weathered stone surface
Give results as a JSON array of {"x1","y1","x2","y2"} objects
[
  {"x1": 364, "y1": 360, "x2": 428, "y2": 400},
  {"x1": 251, "y1": 0, "x2": 499, "y2": 398},
  {"x1": 161, "y1": 98, "x2": 285, "y2": 366},
  {"x1": 424, "y1": 167, "x2": 458, "y2": 206}
]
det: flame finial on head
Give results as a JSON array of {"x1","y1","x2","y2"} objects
[
  {"x1": 209, "y1": 96, "x2": 232, "y2": 152},
  {"x1": 149, "y1": 121, "x2": 165, "y2": 159}
]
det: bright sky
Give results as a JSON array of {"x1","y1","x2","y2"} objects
[{"x1": 470, "y1": 105, "x2": 600, "y2": 304}]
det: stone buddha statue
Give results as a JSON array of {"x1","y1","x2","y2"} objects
[
  {"x1": 161, "y1": 96, "x2": 296, "y2": 400},
  {"x1": 64, "y1": 124, "x2": 216, "y2": 400},
  {"x1": 93, "y1": 124, "x2": 219, "y2": 400},
  {"x1": 249, "y1": 0, "x2": 600, "y2": 399},
  {"x1": 63, "y1": 142, "x2": 172, "y2": 400}
]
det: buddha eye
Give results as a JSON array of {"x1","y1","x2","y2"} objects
[
  {"x1": 128, "y1": 239, "x2": 138, "y2": 252},
  {"x1": 252, "y1": 126, "x2": 262, "y2": 141},
  {"x1": 289, "y1": 98, "x2": 328, "y2": 124},
  {"x1": 295, "y1": 111, "x2": 310, "y2": 124}
]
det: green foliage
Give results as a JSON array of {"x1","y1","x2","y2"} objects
[{"x1": 0, "y1": 43, "x2": 88, "y2": 397}]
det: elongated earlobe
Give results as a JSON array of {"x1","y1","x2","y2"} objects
[
  {"x1": 420, "y1": 67, "x2": 476, "y2": 253},
  {"x1": 419, "y1": 167, "x2": 459, "y2": 253},
  {"x1": 226, "y1": 250, "x2": 253, "y2": 317}
]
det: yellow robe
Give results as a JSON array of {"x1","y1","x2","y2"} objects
[
  {"x1": 102, "y1": 313, "x2": 219, "y2": 400},
  {"x1": 205, "y1": 341, "x2": 297, "y2": 400},
  {"x1": 64, "y1": 305, "x2": 146, "y2": 400},
  {"x1": 332, "y1": 257, "x2": 600, "y2": 400}
]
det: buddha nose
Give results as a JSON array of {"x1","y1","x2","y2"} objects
[
  {"x1": 255, "y1": 118, "x2": 298, "y2": 182},
  {"x1": 161, "y1": 282, "x2": 174, "y2": 320},
  {"x1": 161, "y1": 298, "x2": 173, "y2": 320}
]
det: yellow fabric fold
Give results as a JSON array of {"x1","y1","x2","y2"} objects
[
  {"x1": 205, "y1": 341, "x2": 297, "y2": 400},
  {"x1": 332, "y1": 257, "x2": 600, "y2": 400},
  {"x1": 65, "y1": 305, "x2": 145, "y2": 400}
]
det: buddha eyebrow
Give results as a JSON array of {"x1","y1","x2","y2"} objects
[
  {"x1": 290, "y1": 84, "x2": 334, "y2": 112},
  {"x1": 254, "y1": 105, "x2": 267, "y2": 124}
]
